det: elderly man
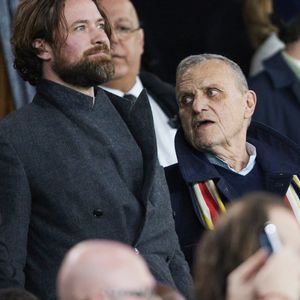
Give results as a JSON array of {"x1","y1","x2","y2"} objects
[
  {"x1": 57, "y1": 240, "x2": 184, "y2": 300},
  {"x1": 100, "y1": 0, "x2": 178, "y2": 167},
  {"x1": 165, "y1": 53, "x2": 300, "y2": 268},
  {"x1": 0, "y1": 0, "x2": 192, "y2": 299}
]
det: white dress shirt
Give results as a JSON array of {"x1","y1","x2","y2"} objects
[{"x1": 101, "y1": 77, "x2": 178, "y2": 167}]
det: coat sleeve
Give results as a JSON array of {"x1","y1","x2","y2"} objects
[
  {"x1": 0, "y1": 131, "x2": 31, "y2": 287},
  {"x1": 169, "y1": 238, "x2": 193, "y2": 299}
]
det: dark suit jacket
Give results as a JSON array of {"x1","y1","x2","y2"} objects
[
  {"x1": 249, "y1": 51, "x2": 300, "y2": 145},
  {"x1": 0, "y1": 80, "x2": 192, "y2": 300},
  {"x1": 140, "y1": 71, "x2": 179, "y2": 129}
]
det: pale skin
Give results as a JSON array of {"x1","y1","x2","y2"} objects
[
  {"x1": 227, "y1": 206, "x2": 300, "y2": 300},
  {"x1": 177, "y1": 59, "x2": 257, "y2": 172},
  {"x1": 57, "y1": 240, "x2": 156, "y2": 300},
  {"x1": 285, "y1": 39, "x2": 300, "y2": 60},
  {"x1": 100, "y1": 0, "x2": 144, "y2": 92},
  {"x1": 32, "y1": 0, "x2": 111, "y2": 97}
]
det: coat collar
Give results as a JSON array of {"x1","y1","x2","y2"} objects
[
  {"x1": 175, "y1": 121, "x2": 300, "y2": 183},
  {"x1": 35, "y1": 79, "x2": 100, "y2": 111},
  {"x1": 263, "y1": 51, "x2": 300, "y2": 89}
]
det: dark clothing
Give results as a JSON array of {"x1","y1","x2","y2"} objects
[
  {"x1": 134, "y1": 0, "x2": 252, "y2": 83},
  {"x1": 0, "y1": 80, "x2": 192, "y2": 300},
  {"x1": 140, "y1": 71, "x2": 179, "y2": 128},
  {"x1": 214, "y1": 163, "x2": 266, "y2": 197},
  {"x1": 249, "y1": 51, "x2": 300, "y2": 145},
  {"x1": 165, "y1": 122, "x2": 300, "y2": 268}
]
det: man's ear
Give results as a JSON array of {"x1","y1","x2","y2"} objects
[
  {"x1": 32, "y1": 39, "x2": 53, "y2": 60},
  {"x1": 244, "y1": 90, "x2": 257, "y2": 119}
]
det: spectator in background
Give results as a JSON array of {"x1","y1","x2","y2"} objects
[
  {"x1": 249, "y1": 0, "x2": 300, "y2": 145},
  {"x1": 100, "y1": 0, "x2": 179, "y2": 167},
  {"x1": 195, "y1": 192, "x2": 300, "y2": 300},
  {"x1": 165, "y1": 53, "x2": 300, "y2": 269},
  {"x1": 57, "y1": 240, "x2": 184, "y2": 300},
  {"x1": 243, "y1": 0, "x2": 284, "y2": 76}
]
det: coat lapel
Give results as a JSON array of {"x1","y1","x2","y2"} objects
[{"x1": 107, "y1": 89, "x2": 158, "y2": 206}]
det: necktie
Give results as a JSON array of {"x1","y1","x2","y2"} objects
[{"x1": 123, "y1": 94, "x2": 137, "y2": 102}]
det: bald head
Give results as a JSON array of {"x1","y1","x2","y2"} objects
[
  {"x1": 101, "y1": 0, "x2": 140, "y2": 28},
  {"x1": 57, "y1": 240, "x2": 155, "y2": 300}
]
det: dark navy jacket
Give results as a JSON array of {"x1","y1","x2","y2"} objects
[
  {"x1": 140, "y1": 71, "x2": 179, "y2": 129},
  {"x1": 165, "y1": 122, "x2": 300, "y2": 269},
  {"x1": 249, "y1": 51, "x2": 300, "y2": 145}
]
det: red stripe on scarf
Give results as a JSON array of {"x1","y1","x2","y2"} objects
[{"x1": 198, "y1": 183, "x2": 220, "y2": 222}]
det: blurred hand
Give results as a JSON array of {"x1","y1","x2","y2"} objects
[
  {"x1": 226, "y1": 249, "x2": 268, "y2": 300},
  {"x1": 254, "y1": 246, "x2": 300, "y2": 300}
]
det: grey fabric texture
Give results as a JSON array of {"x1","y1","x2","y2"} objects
[
  {"x1": 0, "y1": 81, "x2": 192, "y2": 300},
  {"x1": 0, "y1": 0, "x2": 35, "y2": 109}
]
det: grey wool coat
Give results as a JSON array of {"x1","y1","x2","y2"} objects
[{"x1": 0, "y1": 80, "x2": 192, "y2": 300}]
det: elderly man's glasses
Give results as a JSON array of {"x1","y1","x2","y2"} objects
[{"x1": 114, "y1": 25, "x2": 141, "y2": 41}]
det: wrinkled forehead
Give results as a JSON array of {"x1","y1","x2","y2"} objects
[
  {"x1": 178, "y1": 59, "x2": 233, "y2": 82},
  {"x1": 64, "y1": 0, "x2": 104, "y2": 26},
  {"x1": 176, "y1": 59, "x2": 238, "y2": 91}
]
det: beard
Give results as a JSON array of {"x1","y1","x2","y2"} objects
[{"x1": 52, "y1": 43, "x2": 114, "y2": 87}]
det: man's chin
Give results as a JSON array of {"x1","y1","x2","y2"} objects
[
  {"x1": 192, "y1": 137, "x2": 216, "y2": 152},
  {"x1": 110, "y1": 65, "x2": 129, "y2": 81}
]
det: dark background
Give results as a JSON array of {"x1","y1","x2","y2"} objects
[{"x1": 131, "y1": 0, "x2": 253, "y2": 84}]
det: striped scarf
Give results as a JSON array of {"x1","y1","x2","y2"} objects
[{"x1": 193, "y1": 175, "x2": 300, "y2": 230}]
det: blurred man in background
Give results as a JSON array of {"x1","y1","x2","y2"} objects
[{"x1": 100, "y1": 0, "x2": 179, "y2": 167}]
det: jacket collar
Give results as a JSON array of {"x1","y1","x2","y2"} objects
[
  {"x1": 263, "y1": 51, "x2": 299, "y2": 89},
  {"x1": 176, "y1": 121, "x2": 300, "y2": 183},
  {"x1": 35, "y1": 79, "x2": 98, "y2": 111}
]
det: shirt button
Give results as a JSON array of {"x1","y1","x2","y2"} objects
[{"x1": 93, "y1": 209, "x2": 103, "y2": 217}]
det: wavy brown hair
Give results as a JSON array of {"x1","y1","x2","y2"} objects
[
  {"x1": 11, "y1": 0, "x2": 112, "y2": 85},
  {"x1": 244, "y1": 0, "x2": 278, "y2": 48},
  {"x1": 194, "y1": 192, "x2": 288, "y2": 300}
]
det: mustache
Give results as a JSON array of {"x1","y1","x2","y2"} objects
[{"x1": 83, "y1": 43, "x2": 111, "y2": 57}]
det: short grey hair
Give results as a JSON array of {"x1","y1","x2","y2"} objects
[{"x1": 176, "y1": 53, "x2": 249, "y2": 93}]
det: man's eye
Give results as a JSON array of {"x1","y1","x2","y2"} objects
[
  {"x1": 74, "y1": 25, "x2": 86, "y2": 31},
  {"x1": 181, "y1": 95, "x2": 194, "y2": 106},
  {"x1": 97, "y1": 23, "x2": 105, "y2": 30},
  {"x1": 115, "y1": 25, "x2": 131, "y2": 34},
  {"x1": 206, "y1": 88, "x2": 219, "y2": 97}
]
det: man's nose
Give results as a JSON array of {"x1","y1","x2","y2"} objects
[
  {"x1": 110, "y1": 29, "x2": 119, "y2": 45},
  {"x1": 91, "y1": 27, "x2": 110, "y2": 47},
  {"x1": 192, "y1": 95, "x2": 208, "y2": 113}
]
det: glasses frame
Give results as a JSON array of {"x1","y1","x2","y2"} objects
[{"x1": 113, "y1": 26, "x2": 141, "y2": 41}]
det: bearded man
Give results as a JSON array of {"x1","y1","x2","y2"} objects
[{"x1": 0, "y1": 1, "x2": 192, "y2": 299}]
